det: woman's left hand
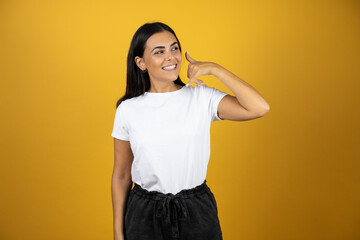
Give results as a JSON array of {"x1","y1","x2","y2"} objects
[{"x1": 185, "y1": 51, "x2": 219, "y2": 87}]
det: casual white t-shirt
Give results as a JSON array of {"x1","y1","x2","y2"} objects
[{"x1": 111, "y1": 84, "x2": 228, "y2": 194}]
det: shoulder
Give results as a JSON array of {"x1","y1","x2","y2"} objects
[
  {"x1": 182, "y1": 84, "x2": 221, "y2": 98},
  {"x1": 186, "y1": 84, "x2": 211, "y2": 94},
  {"x1": 117, "y1": 94, "x2": 144, "y2": 109},
  {"x1": 197, "y1": 84, "x2": 218, "y2": 91},
  {"x1": 194, "y1": 84, "x2": 224, "y2": 96},
  {"x1": 115, "y1": 98, "x2": 132, "y2": 116}
]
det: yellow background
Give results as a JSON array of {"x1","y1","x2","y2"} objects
[{"x1": 1, "y1": 0, "x2": 359, "y2": 239}]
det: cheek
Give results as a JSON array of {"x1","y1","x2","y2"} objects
[
  {"x1": 176, "y1": 54, "x2": 182, "y2": 64},
  {"x1": 148, "y1": 57, "x2": 162, "y2": 69}
]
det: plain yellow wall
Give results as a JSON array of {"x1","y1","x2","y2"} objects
[{"x1": 1, "y1": 0, "x2": 359, "y2": 239}]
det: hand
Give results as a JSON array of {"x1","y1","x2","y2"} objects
[{"x1": 185, "y1": 51, "x2": 219, "y2": 87}]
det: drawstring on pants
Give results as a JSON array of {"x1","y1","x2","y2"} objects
[{"x1": 155, "y1": 193, "x2": 188, "y2": 238}]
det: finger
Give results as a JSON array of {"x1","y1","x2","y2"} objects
[
  {"x1": 187, "y1": 64, "x2": 196, "y2": 80},
  {"x1": 186, "y1": 79, "x2": 203, "y2": 87},
  {"x1": 187, "y1": 65, "x2": 190, "y2": 79},
  {"x1": 185, "y1": 76, "x2": 195, "y2": 87},
  {"x1": 195, "y1": 78, "x2": 203, "y2": 86},
  {"x1": 185, "y1": 51, "x2": 197, "y2": 63},
  {"x1": 186, "y1": 71, "x2": 203, "y2": 87},
  {"x1": 186, "y1": 67, "x2": 195, "y2": 86}
]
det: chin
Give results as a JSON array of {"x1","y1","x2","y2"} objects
[{"x1": 165, "y1": 74, "x2": 180, "y2": 81}]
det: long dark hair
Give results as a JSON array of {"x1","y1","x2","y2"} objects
[{"x1": 115, "y1": 22, "x2": 185, "y2": 108}]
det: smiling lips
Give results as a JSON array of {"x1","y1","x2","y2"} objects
[{"x1": 162, "y1": 64, "x2": 177, "y2": 71}]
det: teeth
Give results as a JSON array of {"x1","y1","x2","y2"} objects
[{"x1": 162, "y1": 64, "x2": 176, "y2": 70}]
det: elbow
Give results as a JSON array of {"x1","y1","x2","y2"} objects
[
  {"x1": 112, "y1": 172, "x2": 132, "y2": 182},
  {"x1": 262, "y1": 105, "x2": 270, "y2": 116},
  {"x1": 257, "y1": 104, "x2": 270, "y2": 117},
  {"x1": 264, "y1": 102, "x2": 270, "y2": 112}
]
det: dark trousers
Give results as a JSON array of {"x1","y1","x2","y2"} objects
[{"x1": 124, "y1": 179, "x2": 223, "y2": 240}]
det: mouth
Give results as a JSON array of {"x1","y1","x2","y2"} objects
[{"x1": 162, "y1": 64, "x2": 177, "y2": 71}]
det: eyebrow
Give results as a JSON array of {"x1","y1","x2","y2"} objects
[{"x1": 151, "y1": 41, "x2": 178, "y2": 53}]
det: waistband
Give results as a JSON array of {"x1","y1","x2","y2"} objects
[
  {"x1": 131, "y1": 179, "x2": 209, "y2": 239},
  {"x1": 132, "y1": 179, "x2": 208, "y2": 200}
]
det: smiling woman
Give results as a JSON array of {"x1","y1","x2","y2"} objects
[
  {"x1": 114, "y1": 22, "x2": 187, "y2": 103},
  {"x1": 111, "y1": 21, "x2": 269, "y2": 240},
  {"x1": 134, "y1": 31, "x2": 182, "y2": 91}
]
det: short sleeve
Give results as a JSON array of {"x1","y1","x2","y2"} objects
[
  {"x1": 201, "y1": 84, "x2": 228, "y2": 123},
  {"x1": 111, "y1": 103, "x2": 130, "y2": 141}
]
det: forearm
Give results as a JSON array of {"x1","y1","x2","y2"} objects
[
  {"x1": 212, "y1": 64, "x2": 270, "y2": 114},
  {"x1": 111, "y1": 176, "x2": 133, "y2": 240}
]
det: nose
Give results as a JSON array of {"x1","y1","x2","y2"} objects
[{"x1": 165, "y1": 51, "x2": 175, "y2": 61}]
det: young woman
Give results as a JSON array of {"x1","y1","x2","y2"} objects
[{"x1": 111, "y1": 22, "x2": 270, "y2": 240}]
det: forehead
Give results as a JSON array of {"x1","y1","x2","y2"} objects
[{"x1": 145, "y1": 31, "x2": 177, "y2": 49}]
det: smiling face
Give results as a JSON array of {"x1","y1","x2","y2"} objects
[{"x1": 135, "y1": 30, "x2": 182, "y2": 84}]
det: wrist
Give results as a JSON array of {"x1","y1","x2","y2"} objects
[{"x1": 211, "y1": 63, "x2": 224, "y2": 78}]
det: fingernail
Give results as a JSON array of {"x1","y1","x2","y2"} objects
[{"x1": 185, "y1": 83, "x2": 189, "y2": 87}]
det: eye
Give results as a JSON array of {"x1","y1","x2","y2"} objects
[
  {"x1": 154, "y1": 50, "x2": 164, "y2": 55},
  {"x1": 172, "y1": 46, "x2": 179, "y2": 51}
]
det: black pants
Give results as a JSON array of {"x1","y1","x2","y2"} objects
[{"x1": 124, "y1": 179, "x2": 223, "y2": 240}]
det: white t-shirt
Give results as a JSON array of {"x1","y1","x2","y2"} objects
[{"x1": 111, "y1": 84, "x2": 228, "y2": 194}]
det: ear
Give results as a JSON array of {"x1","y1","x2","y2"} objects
[{"x1": 134, "y1": 56, "x2": 146, "y2": 71}]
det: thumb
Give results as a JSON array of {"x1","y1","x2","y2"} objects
[{"x1": 185, "y1": 51, "x2": 197, "y2": 63}]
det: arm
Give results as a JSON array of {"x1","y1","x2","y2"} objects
[
  {"x1": 185, "y1": 51, "x2": 270, "y2": 121},
  {"x1": 213, "y1": 64, "x2": 270, "y2": 121},
  {"x1": 111, "y1": 138, "x2": 134, "y2": 240}
]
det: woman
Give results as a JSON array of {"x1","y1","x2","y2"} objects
[{"x1": 111, "y1": 22, "x2": 270, "y2": 240}]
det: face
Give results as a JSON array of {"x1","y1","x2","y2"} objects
[{"x1": 135, "y1": 31, "x2": 182, "y2": 83}]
